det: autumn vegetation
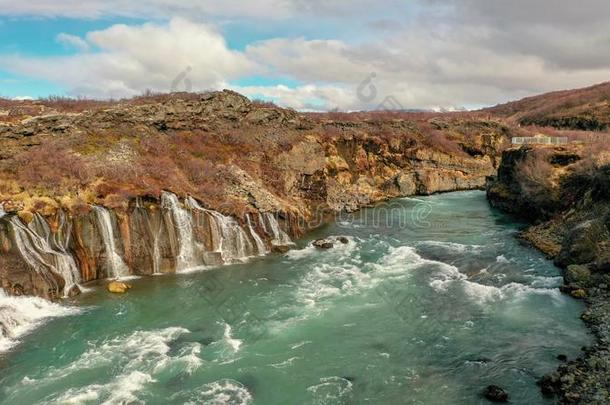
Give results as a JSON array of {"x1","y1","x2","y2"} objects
[{"x1": 1, "y1": 82, "x2": 609, "y2": 219}]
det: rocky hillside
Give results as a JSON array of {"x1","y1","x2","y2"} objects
[
  {"x1": 0, "y1": 90, "x2": 512, "y2": 299},
  {"x1": 487, "y1": 145, "x2": 610, "y2": 404},
  {"x1": 485, "y1": 81, "x2": 610, "y2": 131}
]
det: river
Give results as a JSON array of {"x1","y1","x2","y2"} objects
[{"x1": 0, "y1": 191, "x2": 591, "y2": 404}]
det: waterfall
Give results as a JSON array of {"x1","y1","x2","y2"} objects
[
  {"x1": 262, "y1": 212, "x2": 293, "y2": 246},
  {"x1": 93, "y1": 206, "x2": 130, "y2": 279},
  {"x1": 1, "y1": 195, "x2": 288, "y2": 297},
  {"x1": 151, "y1": 225, "x2": 162, "y2": 275},
  {"x1": 211, "y1": 211, "x2": 253, "y2": 261},
  {"x1": 185, "y1": 197, "x2": 258, "y2": 263},
  {"x1": 9, "y1": 216, "x2": 81, "y2": 298},
  {"x1": 50, "y1": 211, "x2": 73, "y2": 254},
  {"x1": 136, "y1": 206, "x2": 163, "y2": 275},
  {"x1": 247, "y1": 214, "x2": 267, "y2": 255},
  {"x1": 161, "y1": 192, "x2": 196, "y2": 270}
]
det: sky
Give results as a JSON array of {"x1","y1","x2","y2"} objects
[{"x1": 1, "y1": 0, "x2": 609, "y2": 111}]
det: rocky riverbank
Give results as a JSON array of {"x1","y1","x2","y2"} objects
[{"x1": 487, "y1": 145, "x2": 610, "y2": 404}]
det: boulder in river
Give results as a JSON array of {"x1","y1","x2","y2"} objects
[
  {"x1": 272, "y1": 245, "x2": 291, "y2": 254},
  {"x1": 556, "y1": 220, "x2": 605, "y2": 267},
  {"x1": 538, "y1": 373, "x2": 560, "y2": 396},
  {"x1": 66, "y1": 285, "x2": 82, "y2": 298},
  {"x1": 313, "y1": 239, "x2": 334, "y2": 249},
  {"x1": 483, "y1": 385, "x2": 509, "y2": 402},
  {"x1": 107, "y1": 281, "x2": 132, "y2": 294},
  {"x1": 570, "y1": 289, "x2": 587, "y2": 299},
  {"x1": 564, "y1": 265, "x2": 591, "y2": 286}
]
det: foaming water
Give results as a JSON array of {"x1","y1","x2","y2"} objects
[
  {"x1": 222, "y1": 323, "x2": 242, "y2": 353},
  {"x1": 0, "y1": 191, "x2": 592, "y2": 404},
  {"x1": 307, "y1": 376, "x2": 354, "y2": 403},
  {"x1": 0, "y1": 290, "x2": 80, "y2": 353},
  {"x1": 6, "y1": 327, "x2": 202, "y2": 404},
  {"x1": 171, "y1": 379, "x2": 253, "y2": 405}
]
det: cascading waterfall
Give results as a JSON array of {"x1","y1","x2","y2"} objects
[
  {"x1": 9, "y1": 217, "x2": 59, "y2": 292},
  {"x1": 9, "y1": 216, "x2": 81, "y2": 297},
  {"x1": 1, "y1": 195, "x2": 289, "y2": 301},
  {"x1": 206, "y1": 211, "x2": 223, "y2": 253},
  {"x1": 134, "y1": 203, "x2": 164, "y2": 275},
  {"x1": 247, "y1": 214, "x2": 267, "y2": 255},
  {"x1": 210, "y1": 211, "x2": 253, "y2": 261},
  {"x1": 151, "y1": 223, "x2": 163, "y2": 275},
  {"x1": 162, "y1": 192, "x2": 197, "y2": 270},
  {"x1": 262, "y1": 212, "x2": 293, "y2": 246},
  {"x1": 186, "y1": 197, "x2": 262, "y2": 262},
  {"x1": 93, "y1": 206, "x2": 130, "y2": 279}
]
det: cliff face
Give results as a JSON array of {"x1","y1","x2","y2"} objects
[
  {"x1": 0, "y1": 90, "x2": 510, "y2": 300},
  {"x1": 487, "y1": 145, "x2": 610, "y2": 404},
  {"x1": 487, "y1": 145, "x2": 610, "y2": 266}
]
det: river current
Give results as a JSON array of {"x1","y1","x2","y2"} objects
[{"x1": 0, "y1": 191, "x2": 591, "y2": 404}]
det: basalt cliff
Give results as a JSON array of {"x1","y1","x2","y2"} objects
[{"x1": 0, "y1": 90, "x2": 510, "y2": 300}]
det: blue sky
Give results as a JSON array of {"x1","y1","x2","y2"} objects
[
  {"x1": 0, "y1": 17, "x2": 129, "y2": 98},
  {"x1": 0, "y1": 1, "x2": 608, "y2": 110},
  {"x1": 0, "y1": 14, "x2": 367, "y2": 102}
]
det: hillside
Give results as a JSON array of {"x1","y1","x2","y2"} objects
[
  {"x1": 0, "y1": 90, "x2": 511, "y2": 222},
  {"x1": 485, "y1": 81, "x2": 610, "y2": 131}
]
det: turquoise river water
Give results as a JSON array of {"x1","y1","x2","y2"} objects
[{"x1": 0, "y1": 191, "x2": 591, "y2": 404}]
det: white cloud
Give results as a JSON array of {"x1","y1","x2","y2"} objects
[
  {"x1": 2, "y1": 1, "x2": 610, "y2": 109},
  {"x1": 2, "y1": 18, "x2": 259, "y2": 98},
  {"x1": 235, "y1": 83, "x2": 354, "y2": 111},
  {"x1": 56, "y1": 33, "x2": 90, "y2": 52},
  {"x1": 0, "y1": 0, "x2": 395, "y2": 20},
  {"x1": 239, "y1": 1, "x2": 610, "y2": 110}
]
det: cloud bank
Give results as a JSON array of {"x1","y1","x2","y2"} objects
[{"x1": 1, "y1": 1, "x2": 609, "y2": 110}]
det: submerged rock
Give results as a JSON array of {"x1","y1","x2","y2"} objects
[
  {"x1": 472, "y1": 357, "x2": 492, "y2": 364},
  {"x1": 107, "y1": 281, "x2": 132, "y2": 294},
  {"x1": 483, "y1": 385, "x2": 509, "y2": 402},
  {"x1": 312, "y1": 236, "x2": 349, "y2": 249},
  {"x1": 66, "y1": 285, "x2": 82, "y2": 298},
  {"x1": 538, "y1": 373, "x2": 560, "y2": 396}
]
